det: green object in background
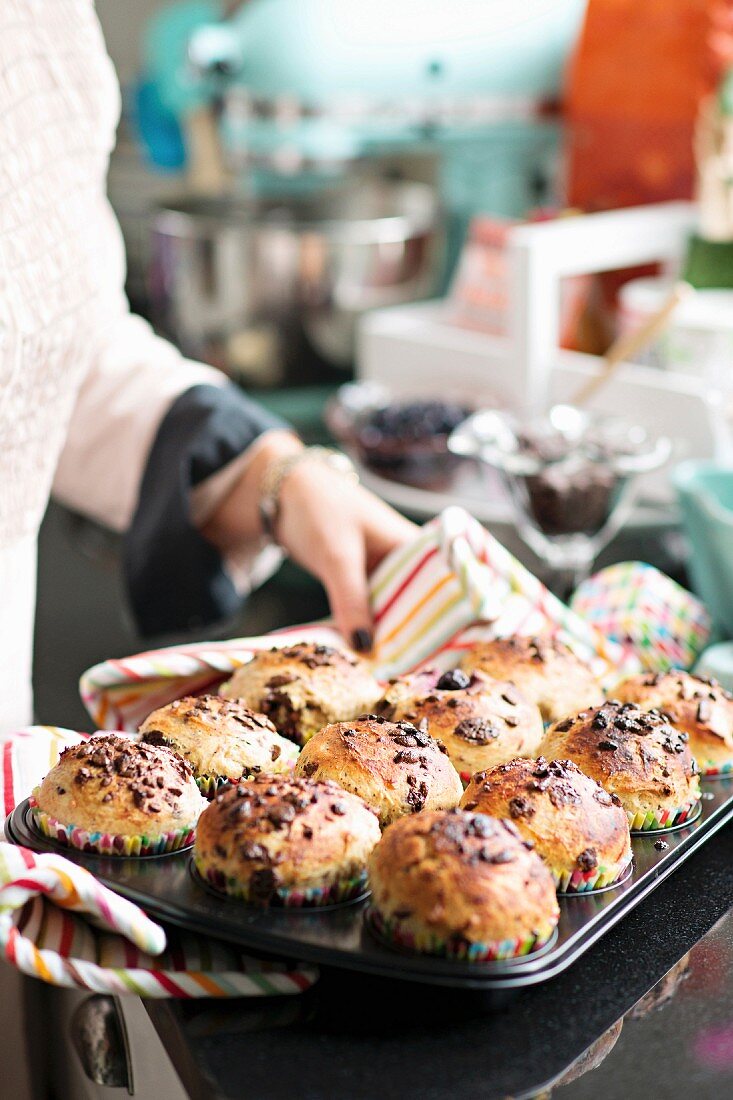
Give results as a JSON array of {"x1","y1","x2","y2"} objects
[
  {"x1": 673, "y1": 461, "x2": 733, "y2": 640},
  {"x1": 683, "y1": 234, "x2": 733, "y2": 289},
  {"x1": 695, "y1": 641, "x2": 733, "y2": 693}
]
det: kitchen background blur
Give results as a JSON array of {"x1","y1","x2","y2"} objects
[{"x1": 39, "y1": 0, "x2": 733, "y2": 729}]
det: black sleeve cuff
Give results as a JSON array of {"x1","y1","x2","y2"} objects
[{"x1": 123, "y1": 383, "x2": 286, "y2": 637}]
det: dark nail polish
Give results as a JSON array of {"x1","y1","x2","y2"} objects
[{"x1": 351, "y1": 628, "x2": 373, "y2": 653}]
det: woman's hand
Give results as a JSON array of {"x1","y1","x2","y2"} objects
[{"x1": 202, "y1": 431, "x2": 417, "y2": 650}]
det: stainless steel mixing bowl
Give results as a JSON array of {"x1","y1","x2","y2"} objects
[{"x1": 149, "y1": 180, "x2": 444, "y2": 383}]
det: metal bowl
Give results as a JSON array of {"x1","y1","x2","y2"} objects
[{"x1": 149, "y1": 180, "x2": 445, "y2": 383}]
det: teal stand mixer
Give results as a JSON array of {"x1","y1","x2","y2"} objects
[{"x1": 138, "y1": 0, "x2": 586, "y2": 234}]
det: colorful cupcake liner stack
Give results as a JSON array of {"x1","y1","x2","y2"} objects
[
  {"x1": 571, "y1": 561, "x2": 711, "y2": 676},
  {"x1": 193, "y1": 858, "x2": 368, "y2": 908},
  {"x1": 29, "y1": 795, "x2": 197, "y2": 858},
  {"x1": 554, "y1": 852, "x2": 633, "y2": 894},
  {"x1": 627, "y1": 795, "x2": 702, "y2": 833},
  {"x1": 367, "y1": 907, "x2": 556, "y2": 962}
]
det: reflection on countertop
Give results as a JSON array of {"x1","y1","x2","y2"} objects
[{"x1": 146, "y1": 824, "x2": 733, "y2": 1100}]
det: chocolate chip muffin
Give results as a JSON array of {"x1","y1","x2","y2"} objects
[
  {"x1": 541, "y1": 701, "x2": 701, "y2": 831},
  {"x1": 293, "y1": 715, "x2": 463, "y2": 827},
  {"x1": 459, "y1": 637, "x2": 605, "y2": 723},
  {"x1": 139, "y1": 695, "x2": 299, "y2": 795},
  {"x1": 613, "y1": 671, "x2": 733, "y2": 776},
  {"x1": 220, "y1": 643, "x2": 382, "y2": 745},
  {"x1": 461, "y1": 758, "x2": 632, "y2": 892},
  {"x1": 32, "y1": 734, "x2": 207, "y2": 856},
  {"x1": 376, "y1": 667, "x2": 543, "y2": 783},
  {"x1": 368, "y1": 809, "x2": 559, "y2": 960},
  {"x1": 193, "y1": 774, "x2": 380, "y2": 906}
]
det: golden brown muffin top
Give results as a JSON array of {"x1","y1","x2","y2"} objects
[
  {"x1": 461, "y1": 757, "x2": 630, "y2": 874},
  {"x1": 378, "y1": 667, "x2": 541, "y2": 748},
  {"x1": 141, "y1": 695, "x2": 279, "y2": 740},
  {"x1": 459, "y1": 636, "x2": 604, "y2": 721},
  {"x1": 368, "y1": 809, "x2": 558, "y2": 942},
  {"x1": 36, "y1": 734, "x2": 204, "y2": 835},
  {"x1": 614, "y1": 671, "x2": 733, "y2": 749},
  {"x1": 139, "y1": 695, "x2": 297, "y2": 777},
  {"x1": 542, "y1": 701, "x2": 698, "y2": 799},
  {"x1": 221, "y1": 642, "x2": 382, "y2": 743},
  {"x1": 295, "y1": 714, "x2": 462, "y2": 815},
  {"x1": 195, "y1": 774, "x2": 379, "y2": 902}
]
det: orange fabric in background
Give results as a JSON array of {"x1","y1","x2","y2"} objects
[
  {"x1": 564, "y1": 0, "x2": 722, "y2": 348},
  {"x1": 566, "y1": 0, "x2": 715, "y2": 212}
]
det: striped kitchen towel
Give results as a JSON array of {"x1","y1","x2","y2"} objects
[
  {"x1": 81, "y1": 507, "x2": 646, "y2": 730},
  {"x1": 0, "y1": 837, "x2": 317, "y2": 997}
]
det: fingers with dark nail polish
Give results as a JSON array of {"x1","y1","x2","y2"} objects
[{"x1": 351, "y1": 628, "x2": 373, "y2": 653}]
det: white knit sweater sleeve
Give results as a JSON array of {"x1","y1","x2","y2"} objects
[{"x1": 51, "y1": 308, "x2": 226, "y2": 534}]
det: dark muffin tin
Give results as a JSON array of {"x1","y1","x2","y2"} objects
[{"x1": 6, "y1": 780, "x2": 733, "y2": 990}]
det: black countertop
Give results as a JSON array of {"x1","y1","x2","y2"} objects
[{"x1": 147, "y1": 822, "x2": 733, "y2": 1100}]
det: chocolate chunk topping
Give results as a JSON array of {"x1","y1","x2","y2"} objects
[
  {"x1": 394, "y1": 749, "x2": 420, "y2": 765},
  {"x1": 330, "y1": 802, "x2": 347, "y2": 815},
  {"x1": 576, "y1": 848, "x2": 598, "y2": 872},
  {"x1": 509, "y1": 796, "x2": 535, "y2": 820},
  {"x1": 597, "y1": 740, "x2": 618, "y2": 751},
  {"x1": 406, "y1": 779, "x2": 429, "y2": 813},
  {"x1": 301, "y1": 761, "x2": 318, "y2": 777},
  {"x1": 140, "y1": 730, "x2": 173, "y2": 749},
  {"x1": 454, "y1": 718, "x2": 500, "y2": 745},
  {"x1": 266, "y1": 674, "x2": 296, "y2": 688},
  {"x1": 436, "y1": 669, "x2": 471, "y2": 691}
]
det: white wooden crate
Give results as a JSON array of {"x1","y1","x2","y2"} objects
[{"x1": 357, "y1": 201, "x2": 711, "y2": 505}]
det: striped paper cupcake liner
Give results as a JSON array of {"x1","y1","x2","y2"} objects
[
  {"x1": 196, "y1": 774, "x2": 231, "y2": 798},
  {"x1": 627, "y1": 795, "x2": 702, "y2": 833},
  {"x1": 29, "y1": 796, "x2": 196, "y2": 857},
  {"x1": 696, "y1": 760, "x2": 733, "y2": 779},
  {"x1": 554, "y1": 851, "x2": 633, "y2": 894},
  {"x1": 367, "y1": 907, "x2": 556, "y2": 962},
  {"x1": 195, "y1": 756, "x2": 300, "y2": 798},
  {"x1": 193, "y1": 857, "x2": 368, "y2": 908}
]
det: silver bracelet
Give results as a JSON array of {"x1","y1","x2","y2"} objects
[{"x1": 258, "y1": 446, "x2": 358, "y2": 541}]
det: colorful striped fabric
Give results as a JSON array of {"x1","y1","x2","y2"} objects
[
  {"x1": 82, "y1": 508, "x2": 642, "y2": 729},
  {"x1": 0, "y1": 842, "x2": 317, "y2": 997}
]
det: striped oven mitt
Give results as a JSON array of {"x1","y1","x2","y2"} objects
[
  {"x1": 81, "y1": 507, "x2": 637, "y2": 731},
  {"x1": 0, "y1": 729, "x2": 317, "y2": 998}
]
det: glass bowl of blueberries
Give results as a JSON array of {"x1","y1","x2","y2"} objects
[{"x1": 326, "y1": 382, "x2": 475, "y2": 490}]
